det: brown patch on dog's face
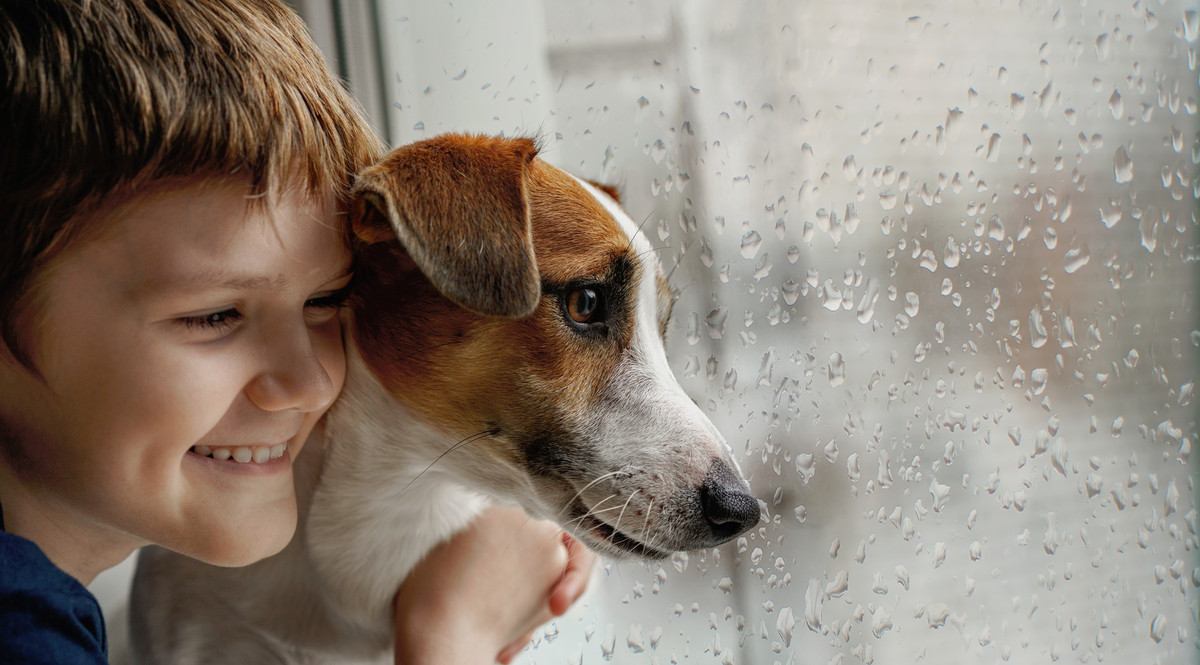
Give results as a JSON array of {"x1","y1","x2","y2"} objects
[{"x1": 350, "y1": 158, "x2": 638, "y2": 482}]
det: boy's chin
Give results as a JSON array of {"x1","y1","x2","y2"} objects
[{"x1": 177, "y1": 508, "x2": 298, "y2": 568}]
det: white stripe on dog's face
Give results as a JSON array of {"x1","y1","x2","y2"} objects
[{"x1": 572, "y1": 176, "x2": 723, "y2": 451}]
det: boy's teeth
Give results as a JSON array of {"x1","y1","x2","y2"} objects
[{"x1": 191, "y1": 444, "x2": 284, "y2": 464}]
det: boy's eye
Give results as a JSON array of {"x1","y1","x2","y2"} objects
[
  {"x1": 304, "y1": 285, "x2": 352, "y2": 311},
  {"x1": 303, "y1": 284, "x2": 354, "y2": 324},
  {"x1": 177, "y1": 308, "x2": 243, "y2": 331}
]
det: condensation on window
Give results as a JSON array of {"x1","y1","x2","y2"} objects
[{"x1": 380, "y1": 1, "x2": 1198, "y2": 662}]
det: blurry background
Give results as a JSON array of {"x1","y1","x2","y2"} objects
[{"x1": 96, "y1": 0, "x2": 1199, "y2": 663}]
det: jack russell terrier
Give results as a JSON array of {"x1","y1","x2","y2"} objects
[{"x1": 129, "y1": 134, "x2": 759, "y2": 664}]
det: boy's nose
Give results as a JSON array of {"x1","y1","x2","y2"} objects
[{"x1": 245, "y1": 326, "x2": 338, "y2": 413}]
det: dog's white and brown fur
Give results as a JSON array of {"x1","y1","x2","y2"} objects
[{"x1": 129, "y1": 134, "x2": 758, "y2": 664}]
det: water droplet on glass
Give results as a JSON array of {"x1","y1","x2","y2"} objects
[
  {"x1": 1043, "y1": 226, "x2": 1058, "y2": 250},
  {"x1": 803, "y1": 578, "x2": 824, "y2": 632},
  {"x1": 776, "y1": 607, "x2": 796, "y2": 647},
  {"x1": 1108, "y1": 89, "x2": 1123, "y2": 119},
  {"x1": 1099, "y1": 203, "x2": 1122, "y2": 228},
  {"x1": 793, "y1": 504, "x2": 808, "y2": 522},
  {"x1": 929, "y1": 480, "x2": 950, "y2": 512},
  {"x1": 1149, "y1": 614, "x2": 1167, "y2": 642},
  {"x1": 781, "y1": 280, "x2": 801, "y2": 306},
  {"x1": 600, "y1": 633, "x2": 615, "y2": 660},
  {"x1": 1114, "y1": 146, "x2": 1134, "y2": 183},
  {"x1": 625, "y1": 624, "x2": 645, "y2": 653},
  {"x1": 1029, "y1": 308, "x2": 1048, "y2": 348},
  {"x1": 686, "y1": 312, "x2": 701, "y2": 345},
  {"x1": 699, "y1": 239, "x2": 713, "y2": 267},
  {"x1": 842, "y1": 154, "x2": 858, "y2": 181},
  {"x1": 705, "y1": 307, "x2": 727, "y2": 339},
  {"x1": 1063, "y1": 244, "x2": 1090, "y2": 273},
  {"x1": 827, "y1": 353, "x2": 846, "y2": 386},
  {"x1": 987, "y1": 215, "x2": 1006, "y2": 241},
  {"x1": 1031, "y1": 368, "x2": 1049, "y2": 395},
  {"x1": 943, "y1": 236, "x2": 960, "y2": 268},
  {"x1": 823, "y1": 440, "x2": 839, "y2": 464},
  {"x1": 919, "y1": 249, "x2": 938, "y2": 272},
  {"x1": 1139, "y1": 211, "x2": 1158, "y2": 252},
  {"x1": 795, "y1": 453, "x2": 815, "y2": 483},
  {"x1": 856, "y1": 278, "x2": 880, "y2": 324},
  {"x1": 1010, "y1": 93, "x2": 1025, "y2": 118},
  {"x1": 945, "y1": 107, "x2": 963, "y2": 137},
  {"x1": 984, "y1": 133, "x2": 1001, "y2": 162},
  {"x1": 739, "y1": 230, "x2": 763, "y2": 259},
  {"x1": 825, "y1": 569, "x2": 849, "y2": 597}
]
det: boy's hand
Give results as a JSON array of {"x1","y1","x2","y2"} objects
[
  {"x1": 496, "y1": 532, "x2": 597, "y2": 663},
  {"x1": 393, "y1": 506, "x2": 597, "y2": 665}
]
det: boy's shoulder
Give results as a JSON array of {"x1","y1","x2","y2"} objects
[{"x1": 0, "y1": 528, "x2": 108, "y2": 664}]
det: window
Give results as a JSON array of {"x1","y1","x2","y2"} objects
[{"x1": 303, "y1": 1, "x2": 1199, "y2": 662}]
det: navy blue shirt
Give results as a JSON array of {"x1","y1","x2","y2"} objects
[{"x1": 0, "y1": 508, "x2": 108, "y2": 664}]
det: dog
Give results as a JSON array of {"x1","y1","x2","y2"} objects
[{"x1": 129, "y1": 134, "x2": 759, "y2": 664}]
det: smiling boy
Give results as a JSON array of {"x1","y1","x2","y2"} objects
[{"x1": 0, "y1": 2, "x2": 589, "y2": 663}]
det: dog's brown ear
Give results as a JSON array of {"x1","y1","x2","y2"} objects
[
  {"x1": 351, "y1": 134, "x2": 541, "y2": 318},
  {"x1": 585, "y1": 180, "x2": 621, "y2": 204}
]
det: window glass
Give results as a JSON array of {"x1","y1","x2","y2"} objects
[{"x1": 377, "y1": 1, "x2": 1198, "y2": 662}]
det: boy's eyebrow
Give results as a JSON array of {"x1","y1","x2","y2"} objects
[{"x1": 137, "y1": 266, "x2": 353, "y2": 295}]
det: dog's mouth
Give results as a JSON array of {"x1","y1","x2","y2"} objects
[{"x1": 566, "y1": 500, "x2": 671, "y2": 560}]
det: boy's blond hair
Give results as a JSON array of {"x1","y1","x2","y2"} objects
[{"x1": 0, "y1": 0, "x2": 384, "y2": 365}]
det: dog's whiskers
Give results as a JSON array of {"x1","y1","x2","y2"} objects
[
  {"x1": 562, "y1": 493, "x2": 619, "y2": 541},
  {"x1": 398, "y1": 427, "x2": 497, "y2": 495},
  {"x1": 625, "y1": 210, "x2": 655, "y2": 253},
  {"x1": 643, "y1": 505, "x2": 671, "y2": 556},
  {"x1": 557, "y1": 470, "x2": 628, "y2": 516},
  {"x1": 562, "y1": 502, "x2": 628, "y2": 534},
  {"x1": 638, "y1": 499, "x2": 654, "y2": 555},
  {"x1": 608, "y1": 489, "x2": 641, "y2": 547}
]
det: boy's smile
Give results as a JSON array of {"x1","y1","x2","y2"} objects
[{"x1": 0, "y1": 178, "x2": 349, "y2": 577}]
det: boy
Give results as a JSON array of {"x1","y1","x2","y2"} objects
[{"x1": 0, "y1": 1, "x2": 591, "y2": 663}]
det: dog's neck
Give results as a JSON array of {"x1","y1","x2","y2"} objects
[{"x1": 301, "y1": 344, "x2": 489, "y2": 643}]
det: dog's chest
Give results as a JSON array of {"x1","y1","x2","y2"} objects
[{"x1": 299, "y1": 351, "x2": 491, "y2": 643}]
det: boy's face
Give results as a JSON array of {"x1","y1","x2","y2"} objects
[{"x1": 0, "y1": 179, "x2": 349, "y2": 566}]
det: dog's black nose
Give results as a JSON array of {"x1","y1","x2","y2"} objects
[{"x1": 699, "y1": 459, "x2": 759, "y2": 541}]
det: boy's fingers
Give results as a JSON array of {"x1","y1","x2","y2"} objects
[
  {"x1": 549, "y1": 534, "x2": 597, "y2": 616},
  {"x1": 496, "y1": 631, "x2": 535, "y2": 664}
]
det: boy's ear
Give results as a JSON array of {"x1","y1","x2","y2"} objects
[{"x1": 350, "y1": 134, "x2": 541, "y2": 318}]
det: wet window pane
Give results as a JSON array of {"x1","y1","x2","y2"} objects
[{"x1": 378, "y1": 1, "x2": 1198, "y2": 662}]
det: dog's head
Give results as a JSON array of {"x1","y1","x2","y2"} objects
[{"x1": 348, "y1": 134, "x2": 758, "y2": 558}]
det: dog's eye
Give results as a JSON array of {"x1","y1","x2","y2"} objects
[{"x1": 566, "y1": 287, "x2": 600, "y2": 323}]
